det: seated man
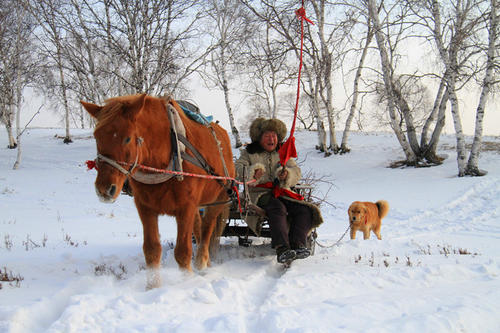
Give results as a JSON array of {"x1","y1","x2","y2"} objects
[{"x1": 235, "y1": 118, "x2": 323, "y2": 263}]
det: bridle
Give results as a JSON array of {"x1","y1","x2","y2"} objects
[{"x1": 94, "y1": 137, "x2": 143, "y2": 177}]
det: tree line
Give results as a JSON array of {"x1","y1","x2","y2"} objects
[{"x1": 0, "y1": 0, "x2": 498, "y2": 176}]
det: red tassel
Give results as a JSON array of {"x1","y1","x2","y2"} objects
[
  {"x1": 86, "y1": 160, "x2": 97, "y2": 170},
  {"x1": 295, "y1": 7, "x2": 314, "y2": 25}
]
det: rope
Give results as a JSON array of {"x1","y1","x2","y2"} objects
[
  {"x1": 278, "y1": 2, "x2": 314, "y2": 167},
  {"x1": 290, "y1": 3, "x2": 314, "y2": 140},
  {"x1": 136, "y1": 164, "x2": 255, "y2": 185},
  {"x1": 314, "y1": 225, "x2": 351, "y2": 249},
  {"x1": 86, "y1": 158, "x2": 252, "y2": 213},
  {"x1": 86, "y1": 158, "x2": 255, "y2": 186}
]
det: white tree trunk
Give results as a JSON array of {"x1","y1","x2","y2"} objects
[
  {"x1": 341, "y1": 22, "x2": 373, "y2": 153},
  {"x1": 448, "y1": 88, "x2": 467, "y2": 176},
  {"x1": 311, "y1": 80, "x2": 328, "y2": 154},
  {"x1": 421, "y1": 79, "x2": 445, "y2": 148},
  {"x1": 466, "y1": 0, "x2": 497, "y2": 176},
  {"x1": 317, "y1": 118, "x2": 327, "y2": 153},
  {"x1": 3, "y1": 114, "x2": 17, "y2": 149},
  {"x1": 220, "y1": 42, "x2": 242, "y2": 148},
  {"x1": 13, "y1": 99, "x2": 22, "y2": 170},
  {"x1": 13, "y1": 62, "x2": 22, "y2": 169},
  {"x1": 223, "y1": 79, "x2": 242, "y2": 148},
  {"x1": 57, "y1": 48, "x2": 72, "y2": 144},
  {"x1": 367, "y1": 0, "x2": 416, "y2": 163},
  {"x1": 425, "y1": 89, "x2": 449, "y2": 163},
  {"x1": 12, "y1": 5, "x2": 26, "y2": 169},
  {"x1": 311, "y1": 0, "x2": 337, "y2": 153}
]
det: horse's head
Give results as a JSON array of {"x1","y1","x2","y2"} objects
[{"x1": 81, "y1": 94, "x2": 147, "y2": 203}]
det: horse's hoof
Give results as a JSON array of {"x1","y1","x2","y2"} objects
[
  {"x1": 194, "y1": 253, "x2": 209, "y2": 271},
  {"x1": 146, "y1": 268, "x2": 162, "y2": 290},
  {"x1": 195, "y1": 261, "x2": 207, "y2": 271}
]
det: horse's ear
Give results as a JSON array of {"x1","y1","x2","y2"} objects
[
  {"x1": 80, "y1": 101, "x2": 102, "y2": 118},
  {"x1": 124, "y1": 93, "x2": 147, "y2": 120}
]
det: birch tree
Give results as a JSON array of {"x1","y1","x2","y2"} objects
[
  {"x1": 340, "y1": 15, "x2": 374, "y2": 154},
  {"x1": 293, "y1": 0, "x2": 365, "y2": 154},
  {"x1": 2, "y1": 2, "x2": 37, "y2": 168},
  {"x1": 202, "y1": 0, "x2": 256, "y2": 148},
  {"x1": 367, "y1": 0, "x2": 418, "y2": 163},
  {"x1": 411, "y1": 0, "x2": 491, "y2": 176},
  {"x1": 0, "y1": 2, "x2": 19, "y2": 149},
  {"x1": 1, "y1": 0, "x2": 36, "y2": 159},
  {"x1": 465, "y1": 0, "x2": 499, "y2": 176},
  {"x1": 244, "y1": 22, "x2": 294, "y2": 120},
  {"x1": 26, "y1": 0, "x2": 73, "y2": 143},
  {"x1": 79, "y1": 0, "x2": 205, "y2": 96},
  {"x1": 56, "y1": 0, "x2": 113, "y2": 128},
  {"x1": 26, "y1": 0, "x2": 207, "y2": 129},
  {"x1": 307, "y1": 0, "x2": 346, "y2": 153},
  {"x1": 12, "y1": 6, "x2": 29, "y2": 169}
]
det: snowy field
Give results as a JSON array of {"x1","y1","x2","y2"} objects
[{"x1": 1, "y1": 128, "x2": 499, "y2": 333}]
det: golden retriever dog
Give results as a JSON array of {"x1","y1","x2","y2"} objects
[{"x1": 348, "y1": 200, "x2": 389, "y2": 240}]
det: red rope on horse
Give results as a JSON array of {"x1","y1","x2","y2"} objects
[
  {"x1": 86, "y1": 159, "x2": 255, "y2": 186},
  {"x1": 87, "y1": 159, "x2": 249, "y2": 212}
]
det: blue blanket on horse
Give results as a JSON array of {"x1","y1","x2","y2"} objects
[{"x1": 177, "y1": 100, "x2": 213, "y2": 125}]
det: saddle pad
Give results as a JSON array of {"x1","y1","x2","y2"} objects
[{"x1": 177, "y1": 100, "x2": 213, "y2": 125}]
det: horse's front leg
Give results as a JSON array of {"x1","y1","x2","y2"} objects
[
  {"x1": 136, "y1": 201, "x2": 162, "y2": 289},
  {"x1": 174, "y1": 206, "x2": 197, "y2": 272}
]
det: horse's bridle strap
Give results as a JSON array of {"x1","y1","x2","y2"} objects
[{"x1": 97, "y1": 151, "x2": 139, "y2": 176}]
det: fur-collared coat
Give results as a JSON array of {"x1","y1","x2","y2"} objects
[{"x1": 235, "y1": 146, "x2": 323, "y2": 236}]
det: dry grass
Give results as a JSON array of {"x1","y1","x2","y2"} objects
[
  {"x1": 0, "y1": 267, "x2": 24, "y2": 288},
  {"x1": 93, "y1": 262, "x2": 128, "y2": 280}
]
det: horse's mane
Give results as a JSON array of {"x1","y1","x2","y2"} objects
[
  {"x1": 94, "y1": 94, "x2": 193, "y2": 134},
  {"x1": 94, "y1": 95, "x2": 139, "y2": 132}
]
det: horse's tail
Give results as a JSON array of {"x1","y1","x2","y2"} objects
[{"x1": 208, "y1": 205, "x2": 229, "y2": 260}]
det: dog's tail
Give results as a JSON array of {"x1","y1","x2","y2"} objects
[{"x1": 376, "y1": 200, "x2": 389, "y2": 219}]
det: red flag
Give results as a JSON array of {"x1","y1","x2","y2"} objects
[{"x1": 279, "y1": 135, "x2": 297, "y2": 166}]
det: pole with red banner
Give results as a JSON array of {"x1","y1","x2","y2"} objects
[{"x1": 278, "y1": 2, "x2": 314, "y2": 167}]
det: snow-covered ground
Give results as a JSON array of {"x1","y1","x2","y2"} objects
[{"x1": 1, "y1": 128, "x2": 499, "y2": 332}]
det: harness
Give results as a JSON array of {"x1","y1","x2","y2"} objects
[{"x1": 90, "y1": 99, "x2": 236, "y2": 203}]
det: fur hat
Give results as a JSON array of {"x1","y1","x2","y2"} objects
[{"x1": 249, "y1": 118, "x2": 287, "y2": 143}]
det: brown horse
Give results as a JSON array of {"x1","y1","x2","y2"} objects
[{"x1": 81, "y1": 94, "x2": 235, "y2": 288}]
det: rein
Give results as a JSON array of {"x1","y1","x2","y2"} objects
[
  {"x1": 96, "y1": 152, "x2": 139, "y2": 176},
  {"x1": 87, "y1": 152, "x2": 254, "y2": 211},
  {"x1": 89, "y1": 137, "x2": 143, "y2": 177},
  {"x1": 87, "y1": 151, "x2": 254, "y2": 185}
]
